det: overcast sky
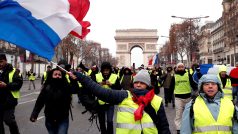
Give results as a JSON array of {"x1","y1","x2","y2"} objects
[{"x1": 84, "y1": 0, "x2": 223, "y2": 56}]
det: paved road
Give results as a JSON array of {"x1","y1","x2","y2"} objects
[{"x1": 4, "y1": 80, "x2": 177, "y2": 134}]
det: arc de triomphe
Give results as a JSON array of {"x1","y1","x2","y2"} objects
[{"x1": 115, "y1": 29, "x2": 158, "y2": 68}]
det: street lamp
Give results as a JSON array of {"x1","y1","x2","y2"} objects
[{"x1": 171, "y1": 15, "x2": 209, "y2": 66}]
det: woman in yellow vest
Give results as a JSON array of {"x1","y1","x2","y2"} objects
[
  {"x1": 181, "y1": 74, "x2": 238, "y2": 134},
  {"x1": 69, "y1": 69, "x2": 171, "y2": 134}
]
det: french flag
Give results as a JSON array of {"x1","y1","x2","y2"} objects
[
  {"x1": 193, "y1": 64, "x2": 235, "y2": 83},
  {"x1": 0, "y1": 0, "x2": 82, "y2": 61},
  {"x1": 148, "y1": 54, "x2": 158, "y2": 66}
]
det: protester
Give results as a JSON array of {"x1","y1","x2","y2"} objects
[
  {"x1": 30, "y1": 68, "x2": 76, "y2": 134},
  {"x1": 230, "y1": 62, "x2": 238, "y2": 104},
  {"x1": 27, "y1": 69, "x2": 36, "y2": 90},
  {"x1": 95, "y1": 61, "x2": 121, "y2": 134},
  {"x1": 120, "y1": 67, "x2": 133, "y2": 90},
  {"x1": 0, "y1": 53, "x2": 23, "y2": 134},
  {"x1": 218, "y1": 65, "x2": 233, "y2": 100},
  {"x1": 150, "y1": 69, "x2": 160, "y2": 94},
  {"x1": 170, "y1": 63, "x2": 197, "y2": 134},
  {"x1": 181, "y1": 74, "x2": 238, "y2": 133},
  {"x1": 69, "y1": 69, "x2": 171, "y2": 134},
  {"x1": 41, "y1": 65, "x2": 52, "y2": 85},
  {"x1": 161, "y1": 66, "x2": 175, "y2": 107},
  {"x1": 78, "y1": 62, "x2": 99, "y2": 82}
]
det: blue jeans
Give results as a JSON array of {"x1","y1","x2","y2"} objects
[
  {"x1": 232, "y1": 86, "x2": 238, "y2": 103},
  {"x1": 45, "y1": 118, "x2": 69, "y2": 134}
]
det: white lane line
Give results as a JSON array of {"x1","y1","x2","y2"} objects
[
  {"x1": 21, "y1": 92, "x2": 40, "y2": 97},
  {"x1": 18, "y1": 99, "x2": 36, "y2": 105},
  {"x1": 37, "y1": 116, "x2": 45, "y2": 121}
]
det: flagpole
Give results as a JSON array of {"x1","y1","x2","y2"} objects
[{"x1": 50, "y1": 61, "x2": 69, "y2": 73}]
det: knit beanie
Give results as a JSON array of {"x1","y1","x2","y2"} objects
[
  {"x1": 133, "y1": 69, "x2": 151, "y2": 86},
  {"x1": 176, "y1": 62, "x2": 184, "y2": 68}
]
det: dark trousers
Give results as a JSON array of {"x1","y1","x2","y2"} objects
[
  {"x1": 0, "y1": 107, "x2": 20, "y2": 134},
  {"x1": 164, "y1": 88, "x2": 175, "y2": 104},
  {"x1": 28, "y1": 80, "x2": 35, "y2": 90},
  {"x1": 45, "y1": 118, "x2": 69, "y2": 134},
  {"x1": 97, "y1": 105, "x2": 114, "y2": 134}
]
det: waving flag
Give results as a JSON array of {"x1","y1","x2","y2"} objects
[
  {"x1": 192, "y1": 64, "x2": 235, "y2": 83},
  {"x1": 153, "y1": 54, "x2": 159, "y2": 65},
  {"x1": 69, "y1": 0, "x2": 91, "y2": 39},
  {"x1": 0, "y1": 0, "x2": 82, "y2": 61}
]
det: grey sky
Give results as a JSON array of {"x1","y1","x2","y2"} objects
[{"x1": 84, "y1": 0, "x2": 223, "y2": 55}]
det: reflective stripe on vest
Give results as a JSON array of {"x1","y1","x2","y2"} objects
[
  {"x1": 116, "y1": 91, "x2": 161, "y2": 134},
  {"x1": 117, "y1": 122, "x2": 155, "y2": 130},
  {"x1": 219, "y1": 76, "x2": 232, "y2": 100},
  {"x1": 9, "y1": 68, "x2": 20, "y2": 98},
  {"x1": 193, "y1": 96, "x2": 234, "y2": 134},
  {"x1": 174, "y1": 72, "x2": 191, "y2": 94},
  {"x1": 96, "y1": 73, "x2": 118, "y2": 105}
]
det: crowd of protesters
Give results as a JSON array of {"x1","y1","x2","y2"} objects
[{"x1": 1, "y1": 51, "x2": 238, "y2": 134}]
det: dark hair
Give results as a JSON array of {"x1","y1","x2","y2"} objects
[
  {"x1": 44, "y1": 68, "x2": 67, "y2": 85},
  {"x1": 0, "y1": 53, "x2": 7, "y2": 61}
]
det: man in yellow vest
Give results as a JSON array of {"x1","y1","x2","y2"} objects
[
  {"x1": 171, "y1": 63, "x2": 197, "y2": 134},
  {"x1": 0, "y1": 53, "x2": 23, "y2": 134},
  {"x1": 181, "y1": 74, "x2": 238, "y2": 133},
  {"x1": 69, "y1": 69, "x2": 171, "y2": 134},
  {"x1": 27, "y1": 69, "x2": 35, "y2": 90},
  {"x1": 218, "y1": 65, "x2": 233, "y2": 100},
  {"x1": 41, "y1": 65, "x2": 51, "y2": 85},
  {"x1": 96, "y1": 61, "x2": 121, "y2": 134},
  {"x1": 78, "y1": 62, "x2": 99, "y2": 81}
]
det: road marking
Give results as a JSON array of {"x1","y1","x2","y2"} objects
[
  {"x1": 18, "y1": 99, "x2": 36, "y2": 105},
  {"x1": 21, "y1": 92, "x2": 40, "y2": 97},
  {"x1": 37, "y1": 116, "x2": 45, "y2": 120}
]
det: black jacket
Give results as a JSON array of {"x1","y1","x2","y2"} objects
[
  {"x1": 0, "y1": 63, "x2": 23, "y2": 109},
  {"x1": 76, "y1": 72, "x2": 171, "y2": 134},
  {"x1": 31, "y1": 76, "x2": 74, "y2": 122}
]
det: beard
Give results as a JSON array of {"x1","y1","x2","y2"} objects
[{"x1": 50, "y1": 78, "x2": 64, "y2": 88}]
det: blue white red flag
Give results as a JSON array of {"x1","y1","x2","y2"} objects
[
  {"x1": 0, "y1": 0, "x2": 82, "y2": 61},
  {"x1": 192, "y1": 64, "x2": 235, "y2": 83}
]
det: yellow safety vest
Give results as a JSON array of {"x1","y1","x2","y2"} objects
[
  {"x1": 219, "y1": 76, "x2": 232, "y2": 100},
  {"x1": 9, "y1": 68, "x2": 20, "y2": 98},
  {"x1": 65, "y1": 74, "x2": 71, "y2": 83},
  {"x1": 87, "y1": 69, "x2": 92, "y2": 76},
  {"x1": 174, "y1": 72, "x2": 191, "y2": 94},
  {"x1": 116, "y1": 91, "x2": 161, "y2": 134},
  {"x1": 43, "y1": 71, "x2": 47, "y2": 83},
  {"x1": 96, "y1": 73, "x2": 118, "y2": 105},
  {"x1": 193, "y1": 96, "x2": 234, "y2": 134},
  {"x1": 28, "y1": 73, "x2": 35, "y2": 81}
]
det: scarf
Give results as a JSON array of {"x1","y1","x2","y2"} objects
[{"x1": 132, "y1": 89, "x2": 155, "y2": 121}]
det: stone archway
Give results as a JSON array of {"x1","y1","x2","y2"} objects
[{"x1": 115, "y1": 29, "x2": 158, "y2": 68}]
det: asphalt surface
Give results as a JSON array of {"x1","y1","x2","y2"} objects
[{"x1": 4, "y1": 79, "x2": 177, "y2": 134}]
